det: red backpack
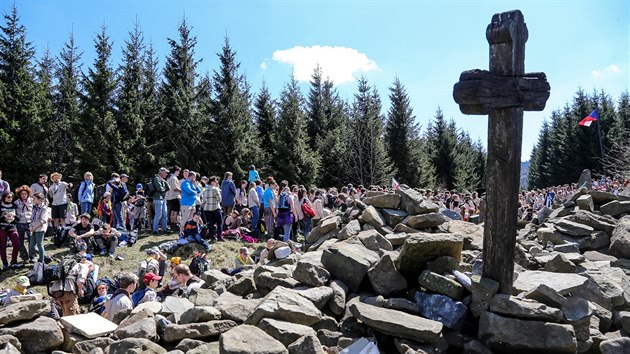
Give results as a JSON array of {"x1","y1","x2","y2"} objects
[{"x1": 301, "y1": 199, "x2": 316, "y2": 218}]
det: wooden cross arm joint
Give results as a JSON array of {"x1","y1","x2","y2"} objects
[{"x1": 453, "y1": 69, "x2": 550, "y2": 115}]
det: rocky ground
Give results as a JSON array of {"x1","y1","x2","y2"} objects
[{"x1": 1, "y1": 185, "x2": 630, "y2": 353}]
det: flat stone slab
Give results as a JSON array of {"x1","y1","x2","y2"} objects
[
  {"x1": 349, "y1": 301, "x2": 443, "y2": 343},
  {"x1": 245, "y1": 286, "x2": 322, "y2": 326},
  {"x1": 489, "y1": 294, "x2": 563, "y2": 322},
  {"x1": 512, "y1": 271, "x2": 588, "y2": 296},
  {"x1": 220, "y1": 325, "x2": 288, "y2": 354},
  {"x1": 60, "y1": 312, "x2": 118, "y2": 339}
]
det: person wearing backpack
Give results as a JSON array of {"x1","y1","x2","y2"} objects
[
  {"x1": 101, "y1": 272, "x2": 137, "y2": 323},
  {"x1": 108, "y1": 175, "x2": 129, "y2": 231},
  {"x1": 78, "y1": 172, "x2": 95, "y2": 215},
  {"x1": 49, "y1": 253, "x2": 90, "y2": 316},
  {"x1": 133, "y1": 272, "x2": 161, "y2": 306},
  {"x1": 137, "y1": 248, "x2": 163, "y2": 289},
  {"x1": 276, "y1": 184, "x2": 294, "y2": 242},
  {"x1": 173, "y1": 264, "x2": 205, "y2": 297},
  {"x1": 297, "y1": 188, "x2": 314, "y2": 238}
]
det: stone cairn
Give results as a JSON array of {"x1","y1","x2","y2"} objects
[{"x1": 1, "y1": 184, "x2": 630, "y2": 354}]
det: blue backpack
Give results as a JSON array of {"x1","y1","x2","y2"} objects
[
  {"x1": 131, "y1": 288, "x2": 149, "y2": 306},
  {"x1": 278, "y1": 192, "x2": 291, "y2": 210}
]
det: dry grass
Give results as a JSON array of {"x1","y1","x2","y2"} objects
[{"x1": 0, "y1": 230, "x2": 266, "y2": 297}]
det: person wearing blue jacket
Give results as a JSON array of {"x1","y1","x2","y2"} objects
[
  {"x1": 220, "y1": 172, "x2": 237, "y2": 217},
  {"x1": 180, "y1": 171, "x2": 201, "y2": 232},
  {"x1": 247, "y1": 165, "x2": 260, "y2": 183},
  {"x1": 78, "y1": 172, "x2": 95, "y2": 215}
]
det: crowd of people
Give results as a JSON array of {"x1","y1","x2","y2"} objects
[{"x1": 1, "y1": 165, "x2": 629, "y2": 322}]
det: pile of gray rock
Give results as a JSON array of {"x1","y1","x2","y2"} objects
[{"x1": 1, "y1": 185, "x2": 630, "y2": 353}]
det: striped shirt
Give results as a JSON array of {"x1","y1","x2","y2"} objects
[{"x1": 202, "y1": 186, "x2": 222, "y2": 211}]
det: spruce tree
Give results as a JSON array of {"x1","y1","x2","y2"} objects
[
  {"x1": 139, "y1": 40, "x2": 161, "y2": 172},
  {"x1": 306, "y1": 65, "x2": 328, "y2": 148},
  {"x1": 317, "y1": 78, "x2": 349, "y2": 187},
  {"x1": 211, "y1": 36, "x2": 258, "y2": 178},
  {"x1": 253, "y1": 82, "x2": 277, "y2": 173},
  {"x1": 81, "y1": 25, "x2": 118, "y2": 180},
  {"x1": 116, "y1": 20, "x2": 146, "y2": 178},
  {"x1": 346, "y1": 77, "x2": 392, "y2": 186},
  {"x1": 416, "y1": 134, "x2": 437, "y2": 188},
  {"x1": 52, "y1": 32, "x2": 83, "y2": 176},
  {"x1": 528, "y1": 120, "x2": 551, "y2": 189},
  {"x1": 0, "y1": 4, "x2": 40, "y2": 184},
  {"x1": 159, "y1": 16, "x2": 205, "y2": 170},
  {"x1": 385, "y1": 77, "x2": 421, "y2": 186},
  {"x1": 34, "y1": 48, "x2": 56, "y2": 174},
  {"x1": 272, "y1": 76, "x2": 319, "y2": 185},
  {"x1": 426, "y1": 108, "x2": 458, "y2": 190}
]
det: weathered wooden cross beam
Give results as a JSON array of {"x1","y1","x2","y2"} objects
[{"x1": 453, "y1": 10, "x2": 550, "y2": 294}]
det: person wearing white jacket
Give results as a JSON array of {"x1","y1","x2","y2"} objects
[{"x1": 28, "y1": 192, "x2": 48, "y2": 263}]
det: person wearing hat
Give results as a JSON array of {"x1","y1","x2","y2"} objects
[
  {"x1": 137, "y1": 247, "x2": 166, "y2": 288},
  {"x1": 152, "y1": 168, "x2": 170, "y2": 234},
  {"x1": 137, "y1": 272, "x2": 161, "y2": 304},
  {"x1": 48, "y1": 172, "x2": 72, "y2": 228},
  {"x1": 2, "y1": 276, "x2": 34, "y2": 306}
]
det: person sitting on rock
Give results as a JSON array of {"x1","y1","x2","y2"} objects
[
  {"x1": 259, "y1": 238, "x2": 289, "y2": 264},
  {"x1": 2, "y1": 276, "x2": 34, "y2": 306},
  {"x1": 101, "y1": 272, "x2": 138, "y2": 323},
  {"x1": 173, "y1": 264, "x2": 205, "y2": 297},
  {"x1": 221, "y1": 246, "x2": 256, "y2": 275}
]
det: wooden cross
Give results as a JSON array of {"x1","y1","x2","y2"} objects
[{"x1": 453, "y1": 10, "x2": 550, "y2": 294}]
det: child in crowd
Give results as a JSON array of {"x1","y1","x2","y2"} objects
[
  {"x1": 158, "y1": 257, "x2": 182, "y2": 297},
  {"x1": 224, "y1": 210, "x2": 242, "y2": 230},
  {"x1": 180, "y1": 213, "x2": 211, "y2": 251},
  {"x1": 98, "y1": 193, "x2": 112, "y2": 225},
  {"x1": 89, "y1": 281, "x2": 112, "y2": 314},
  {"x1": 135, "y1": 272, "x2": 161, "y2": 305},
  {"x1": 240, "y1": 208, "x2": 252, "y2": 230},
  {"x1": 65, "y1": 194, "x2": 79, "y2": 226}
]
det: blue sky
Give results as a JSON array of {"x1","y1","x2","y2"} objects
[{"x1": 16, "y1": 0, "x2": 629, "y2": 160}]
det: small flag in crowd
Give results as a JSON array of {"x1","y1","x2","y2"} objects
[
  {"x1": 392, "y1": 178, "x2": 400, "y2": 191},
  {"x1": 578, "y1": 108, "x2": 599, "y2": 127}
]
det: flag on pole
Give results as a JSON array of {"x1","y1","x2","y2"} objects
[
  {"x1": 578, "y1": 108, "x2": 599, "y2": 127},
  {"x1": 392, "y1": 178, "x2": 400, "y2": 191}
]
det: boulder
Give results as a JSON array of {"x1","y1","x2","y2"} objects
[
  {"x1": 0, "y1": 335, "x2": 20, "y2": 352},
  {"x1": 328, "y1": 280, "x2": 348, "y2": 316},
  {"x1": 440, "y1": 208, "x2": 463, "y2": 221},
  {"x1": 478, "y1": 312, "x2": 577, "y2": 353},
  {"x1": 396, "y1": 187, "x2": 439, "y2": 215},
  {"x1": 590, "y1": 190, "x2": 619, "y2": 205},
  {"x1": 576, "y1": 194, "x2": 594, "y2": 212},
  {"x1": 131, "y1": 301, "x2": 163, "y2": 314},
  {"x1": 563, "y1": 231, "x2": 610, "y2": 251},
  {"x1": 321, "y1": 242, "x2": 380, "y2": 292},
  {"x1": 180, "y1": 306, "x2": 222, "y2": 324},
  {"x1": 163, "y1": 320, "x2": 237, "y2": 343},
  {"x1": 175, "y1": 338, "x2": 215, "y2": 353},
  {"x1": 566, "y1": 210, "x2": 616, "y2": 235},
  {"x1": 0, "y1": 316, "x2": 63, "y2": 353},
  {"x1": 601, "y1": 201, "x2": 630, "y2": 217},
  {"x1": 396, "y1": 232, "x2": 464, "y2": 276},
  {"x1": 489, "y1": 294, "x2": 563, "y2": 322},
  {"x1": 446, "y1": 220, "x2": 484, "y2": 251},
  {"x1": 405, "y1": 212, "x2": 448, "y2": 229},
  {"x1": 544, "y1": 253, "x2": 578, "y2": 273},
  {"x1": 257, "y1": 318, "x2": 318, "y2": 347},
  {"x1": 393, "y1": 223, "x2": 421, "y2": 234},
  {"x1": 0, "y1": 342, "x2": 19, "y2": 354},
  {"x1": 213, "y1": 291, "x2": 260, "y2": 323},
  {"x1": 0, "y1": 300, "x2": 50, "y2": 326},
  {"x1": 288, "y1": 335, "x2": 325, "y2": 354},
  {"x1": 201, "y1": 269, "x2": 234, "y2": 288},
  {"x1": 293, "y1": 286, "x2": 334, "y2": 309},
  {"x1": 72, "y1": 337, "x2": 114, "y2": 354},
  {"x1": 292, "y1": 252, "x2": 330, "y2": 287},
  {"x1": 227, "y1": 274, "x2": 257, "y2": 295},
  {"x1": 306, "y1": 216, "x2": 340, "y2": 243},
  {"x1": 363, "y1": 193, "x2": 401, "y2": 210},
  {"x1": 385, "y1": 232, "x2": 407, "y2": 246},
  {"x1": 349, "y1": 301, "x2": 443, "y2": 343},
  {"x1": 357, "y1": 229, "x2": 393, "y2": 252},
  {"x1": 115, "y1": 309, "x2": 157, "y2": 341},
  {"x1": 160, "y1": 296, "x2": 194, "y2": 316},
  {"x1": 512, "y1": 271, "x2": 588, "y2": 296},
  {"x1": 338, "y1": 219, "x2": 361, "y2": 240},
  {"x1": 554, "y1": 219, "x2": 594, "y2": 237},
  {"x1": 106, "y1": 338, "x2": 167, "y2": 354},
  {"x1": 522, "y1": 284, "x2": 568, "y2": 309},
  {"x1": 245, "y1": 286, "x2": 323, "y2": 326},
  {"x1": 418, "y1": 270, "x2": 464, "y2": 300},
  {"x1": 381, "y1": 208, "x2": 408, "y2": 227},
  {"x1": 610, "y1": 215, "x2": 630, "y2": 259},
  {"x1": 362, "y1": 206, "x2": 386, "y2": 227},
  {"x1": 600, "y1": 337, "x2": 630, "y2": 354},
  {"x1": 577, "y1": 169, "x2": 592, "y2": 190},
  {"x1": 368, "y1": 254, "x2": 407, "y2": 296},
  {"x1": 414, "y1": 292, "x2": 468, "y2": 329},
  {"x1": 219, "y1": 325, "x2": 288, "y2": 354}
]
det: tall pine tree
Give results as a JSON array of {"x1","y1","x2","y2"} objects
[
  {"x1": 426, "y1": 108, "x2": 458, "y2": 190},
  {"x1": 253, "y1": 82, "x2": 277, "y2": 173}
]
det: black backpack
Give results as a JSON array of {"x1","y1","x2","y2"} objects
[
  {"x1": 189, "y1": 254, "x2": 209, "y2": 276},
  {"x1": 144, "y1": 177, "x2": 157, "y2": 198},
  {"x1": 46, "y1": 255, "x2": 81, "y2": 298},
  {"x1": 53, "y1": 227, "x2": 71, "y2": 247},
  {"x1": 78, "y1": 276, "x2": 96, "y2": 304}
]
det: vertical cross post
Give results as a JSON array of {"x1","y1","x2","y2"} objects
[{"x1": 453, "y1": 10, "x2": 550, "y2": 294}]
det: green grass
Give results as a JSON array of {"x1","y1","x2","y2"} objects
[{"x1": 0, "y1": 231, "x2": 265, "y2": 297}]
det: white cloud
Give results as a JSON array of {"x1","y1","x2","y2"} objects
[
  {"x1": 592, "y1": 70, "x2": 601, "y2": 78},
  {"x1": 271, "y1": 45, "x2": 378, "y2": 85},
  {"x1": 606, "y1": 64, "x2": 621, "y2": 73},
  {"x1": 260, "y1": 60, "x2": 268, "y2": 70}
]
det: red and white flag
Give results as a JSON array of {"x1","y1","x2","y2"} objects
[
  {"x1": 578, "y1": 108, "x2": 599, "y2": 127},
  {"x1": 392, "y1": 178, "x2": 400, "y2": 191}
]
